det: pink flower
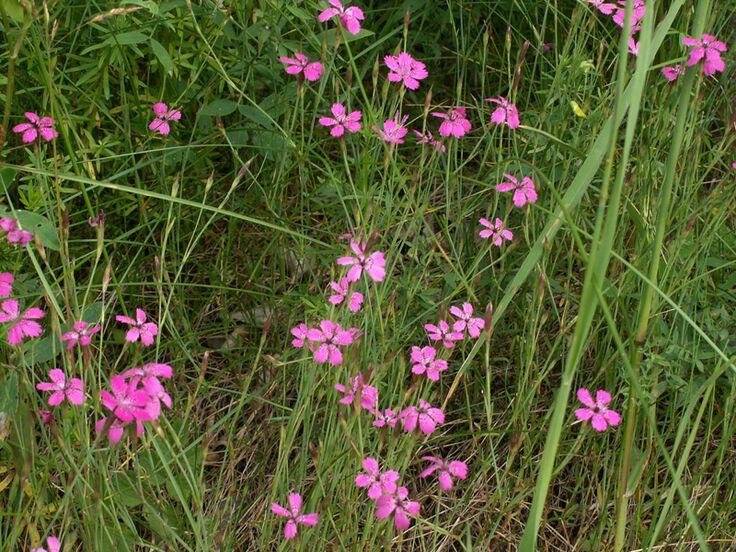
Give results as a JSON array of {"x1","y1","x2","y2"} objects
[
  {"x1": 291, "y1": 323, "x2": 310, "y2": 348},
  {"x1": 0, "y1": 299, "x2": 45, "y2": 345},
  {"x1": 487, "y1": 97, "x2": 520, "y2": 129},
  {"x1": 336, "y1": 240, "x2": 386, "y2": 282},
  {"x1": 413, "y1": 130, "x2": 446, "y2": 153},
  {"x1": 39, "y1": 409, "x2": 54, "y2": 425},
  {"x1": 478, "y1": 217, "x2": 513, "y2": 246},
  {"x1": 399, "y1": 400, "x2": 445, "y2": 435},
  {"x1": 61, "y1": 320, "x2": 101, "y2": 349},
  {"x1": 424, "y1": 320, "x2": 462, "y2": 349},
  {"x1": 409, "y1": 346, "x2": 447, "y2": 381},
  {"x1": 496, "y1": 174, "x2": 538, "y2": 208},
  {"x1": 100, "y1": 375, "x2": 152, "y2": 424},
  {"x1": 431, "y1": 107, "x2": 472, "y2": 138},
  {"x1": 628, "y1": 37, "x2": 640, "y2": 57},
  {"x1": 375, "y1": 485, "x2": 420, "y2": 530},
  {"x1": 149, "y1": 102, "x2": 182, "y2": 136},
  {"x1": 612, "y1": 0, "x2": 646, "y2": 31},
  {"x1": 31, "y1": 535, "x2": 61, "y2": 552},
  {"x1": 683, "y1": 34, "x2": 728, "y2": 76},
  {"x1": 355, "y1": 457, "x2": 400, "y2": 500},
  {"x1": 36, "y1": 368, "x2": 85, "y2": 406},
  {"x1": 449, "y1": 303, "x2": 485, "y2": 338},
  {"x1": 121, "y1": 362, "x2": 174, "y2": 381},
  {"x1": 328, "y1": 278, "x2": 364, "y2": 313},
  {"x1": 335, "y1": 373, "x2": 378, "y2": 411},
  {"x1": 419, "y1": 456, "x2": 468, "y2": 491},
  {"x1": 0, "y1": 272, "x2": 13, "y2": 298},
  {"x1": 121, "y1": 363, "x2": 174, "y2": 418},
  {"x1": 12, "y1": 112, "x2": 58, "y2": 144},
  {"x1": 319, "y1": 103, "x2": 362, "y2": 138},
  {"x1": 279, "y1": 52, "x2": 324, "y2": 82},
  {"x1": 317, "y1": 0, "x2": 364, "y2": 35},
  {"x1": 116, "y1": 308, "x2": 159, "y2": 347},
  {"x1": 373, "y1": 408, "x2": 398, "y2": 429},
  {"x1": 575, "y1": 388, "x2": 622, "y2": 432},
  {"x1": 306, "y1": 319, "x2": 356, "y2": 365},
  {"x1": 588, "y1": 0, "x2": 616, "y2": 15},
  {"x1": 1, "y1": 218, "x2": 33, "y2": 246},
  {"x1": 376, "y1": 116, "x2": 409, "y2": 145},
  {"x1": 271, "y1": 492, "x2": 319, "y2": 540},
  {"x1": 95, "y1": 416, "x2": 129, "y2": 444},
  {"x1": 661, "y1": 65, "x2": 685, "y2": 82},
  {"x1": 384, "y1": 52, "x2": 428, "y2": 90}
]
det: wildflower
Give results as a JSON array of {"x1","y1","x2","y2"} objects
[
  {"x1": 335, "y1": 373, "x2": 378, "y2": 411},
  {"x1": 328, "y1": 278, "x2": 364, "y2": 313},
  {"x1": 661, "y1": 65, "x2": 685, "y2": 82},
  {"x1": 36, "y1": 369, "x2": 85, "y2": 406},
  {"x1": 355, "y1": 457, "x2": 400, "y2": 500},
  {"x1": 375, "y1": 485, "x2": 420, "y2": 530},
  {"x1": 317, "y1": 0, "x2": 364, "y2": 35},
  {"x1": 306, "y1": 319, "x2": 356, "y2": 365},
  {"x1": 376, "y1": 116, "x2": 409, "y2": 145},
  {"x1": 419, "y1": 456, "x2": 468, "y2": 491},
  {"x1": 682, "y1": 34, "x2": 728, "y2": 76},
  {"x1": 279, "y1": 52, "x2": 324, "y2": 82},
  {"x1": 1, "y1": 218, "x2": 33, "y2": 246},
  {"x1": 121, "y1": 362, "x2": 174, "y2": 417},
  {"x1": 575, "y1": 388, "x2": 622, "y2": 432},
  {"x1": 496, "y1": 174, "x2": 538, "y2": 208},
  {"x1": 336, "y1": 240, "x2": 386, "y2": 282},
  {"x1": 399, "y1": 400, "x2": 445, "y2": 435},
  {"x1": 487, "y1": 97, "x2": 520, "y2": 129},
  {"x1": 318, "y1": 103, "x2": 362, "y2": 138},
  {"x1": 0, "y1": 272, "x2": 13, "y2": 298},
  {"x1": 628, "y1": 37, "x2": 639, "y2": 57},
  {"x1": 478, "y1": 217, "x2": 513, "y2": 246},
  {"x1": 373, "y1": 408, "x2": 398, "y2": 429},
  {"x1": 0, "y1": 299, "x2": 44, "y2": 345},
  {"x1": 431, "y1": 107, "x2": 472, "y2": 138},
  {"x1": 95, "y1": 416, "x2": 133, "y2": 445},
  {"x1": 291, "y1": 323, "x2": 310, "y2": 348},
  {"x1": 31, "y1": 535, "x2": 61, "y2": 552},
  {"x1": 588, "y1": 0, "x2": 616, "y2": 15},
  {"x1": 612, "y1": 0, "x2": 646, "y2": 31},
  {"x1": 413, "y1": 130, "x2": 446, "y2": 153},
  {"x1": 409, "y1": 346, "x2": 448, "y2": 381},
  {"x1": 100, "y1": 375, "x2": 152, "y2": 424},
  {"x1": 449, "y1": 303, "x2": 485, "y2": 338},
  {"x1": 384, "y1": 52, "x2": 428, "y2": 90},
  {"x1": 149, "y1": 102, "x2": 182, "y2": 136},
  {"x1": 115, "y1": 308, "x2": 159, "y2": 347},
  {"x1": 271, "y1": 492, "x2": 319, "y2": 540},
  {"x1": 12, "y1": 112, "x2": 58, "y2": 144},
  {"x1": 121, "y1": 362, "x2": 174, "y2": 382},
  {"x1": 424, "y1": 320, "x2": 462, "y2": 349},
  {"x1": 61, "y1": 320, "x2": 101, "y2": 350}
]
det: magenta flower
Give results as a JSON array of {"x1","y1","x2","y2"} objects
[
  {"x1": 149, "y1": 102, "x2": 182, "y2": 136},
  {"x1": 12, "y1": 112, "x2": 58, "y2": 144},
  {"x1": 335, "y1": 373, "x2": 378, "y2": 411},
  {"x1": 373, "y1": 408, "x2": 398, "y2": 429},
  {"x1": 612, "y1": 0, "x2": 646, "y2": 31},
  {"x1": 384, "y1": 52, "x2": 428, "y2": 90},
  {"x1": 319, "y1": 103, "x2": 362, "y2": 138},
  {"x1": 375, "y1": 485, "x2": 420, "y2": 531},
  {"x1": 409, "y1": 346, "x2": 448, "y2": 381},
  {"x1": 431, "y1": 107, "x2": 472, "y2": 138},
  {"x1": 399, "y1": 400, "x2": 445, "y2": 435},
  {"x1": 419, "y1": 456, "x2": 468, "y2": 491},
  {"x1": 376, "y1": 116, "x2": 409, "y2": 145},
  {"x1": 328, "y1": 278, "x2": 364, "y2": 313},
  {"x1": 661, "y1": 65, "x2": 685, "y2": 82},
  {"x1": 61, "y1": 320, "x2": 101, "y2": 350},
  {"x1": 587, "y1": 0, "x2": 616, "y2": 14},
  {"x1": 487, "y1": 97, "x2": 520, "y2": 129},
  {"x1": 121, "y1": 362, "x2": 174, "y2": 381},
  {"x1": 424, "y1": 320, "x2": 463, "y2": 349},
  {"x1": 39, "y1": 409, "x2": 54, "y2": 425},
  {"x1": 0, "y1": 299, "x2": 45, "y2": 345},
  {"x1": 279, "y1": 52, "x2": 324, "y2": 82},
  {"x1": 336, "y1": 240, "x2": 386, "y2": 282},
  {"x1": 95, "y1": 416, "x2": 130, "y2": 444},
  {"x1": 306, "y1": 319, "x2": 356, "y2": 365},
  {"x1": 100, "y1": 375, "x2": 152, "y2": 424},
  {"x1": 575, "y1": 388, "x2": 622, "y2": 432},
  {"x1": 683, "y1": 34, "x2": 728, "y2": 76},
  {"x1": 496, "y1": 174, "x2": 538, "y2": 208},
  {"x1": 116, "y1": 308, "x2": 158, "y2": 347},
  {"x1": 31, "y1": 535, "x2": 61, "y2": 552},
  {"x1": 1, "y1": 217, "x2": 33, "y2": 246},
  {"x1": 271, "y1": 492, "x2": 319, "y2": 540},
  {"x1": 291, "y1": 323, "x2": 310, "y2": 348},
  {"x1": 36, "y1": 369, "x2": 85, "y2": 406},
  {"x1": 355, "y1": 457, "x2": 400, "y2": 500},
  {"x1": 317, "y1": 0, "x2": 364, "y2": 35},
  {"x1": 628, "y1": 37, "x2": 640, "y2": 57},
  {"x1": 449, "y1": 303, "x2": 485, "y2": 338},
  {"x1": 413, "y1": 130, "x2": 446, "y2": 153},
  {"x1": 0, "y1": 272, "x2": 13, "y2": 298},
  {"x1": 479, "y1": 217, "x2": 513, "y2": 246},
  {"x1": 121, "y1": 362, "x2": 174, "y2": 417}
]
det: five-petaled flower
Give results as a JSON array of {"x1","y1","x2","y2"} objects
[
  {"x1": 328, "y1": 278, "x2": 364, "y2": 313},
  {"x1": 449, "y1": 303, "x2": 485, "y2": 338},
  {"x1": 116, "y1": 308, "x2": 159, "y2": 347},
  {"x1": 319, "y1": 103, "x2": 362, "y2": 138},
  {"x1": 399, "y1": 400, "x2": 445, "y2": 435},
  {"x1": 375, "y1": 485, "x2": 421, "y2": 530},
  {"x1": 409, "y1": 346, "x2": 448, "y2": 381},
  {"x1": 0, "y1": 299, "x2": 45, "y2": 345},
  {"x1": 317, "y1": 0, "x2": 364, "y2": 35},
  {"x1": 306, "y1": 319, "x2": 357, "y2": 365},
  {"x1": 683, "y1": 34, "x2": 728, "y2": 76},
  {"x1": 487, "y1": 97, "x2": 520, "y2": 129},
  {"x1": 336, "y1": 240, "x2": 386, "y2": 282},
  {"x1": 335, "y1": 373, "x2": 378, "y2": 411},
  {"x1": 479, "y1": 217, "x2": 513, "y2": 246},
  {"x1": 12, "y1": 112, "x2": 58, "y2": 144},
  {"x1": 149, "y1": 102, "x2": 182, "y2": 136},
  {"x1": 661, "y1": 65, "x2": 685, "y2": 82},
  {"x1": 424, "y1": 320, "x2": 463, "y2": 349},
  {"x1": 61, "y1": 321, "x2": 101, "y2": 350},
  {"x1": 279, "y1": 52, "x2": 324, "y2": 82},
  {"x1": 355, "y1": 457, "x2": 400, "y2": 500},
  {"x1": 290, "y1": 323, "x2": 310, "y2": 348},
  {"x1": 36, "y1": 369, "x2": 85, "y2": 406},
  {"x1": 373, "y1": 408, "x2": 398, "y2": 429},
  {"x1": 575, "y1": 388, "x2": 622, "y2": 432},
  {"x1": 271, "y1": 492, "x2": 319, "y2": 540},
  {"x1": 384, "y1": 52, "x2": 429, "y2": 90},
  {"x1": 419, "y1": 456, "x2": 468, "y2": 491},
  {"x1": 496, "y1": 174, "x2": 538, "y2": 208},
  {"x1": 431, "y1": 107, "x2": 472, "y2": 138},
  {"x1": 376, "y1": 116, "x2": 409, "y2": 145}
]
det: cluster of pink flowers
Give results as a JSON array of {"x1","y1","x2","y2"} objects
[
  {"x1": 662, "y1": 34, "x2": 728, "y2": 82},
  {"x1": 0, "y1": 272, "x2": 45, "y2": 346},
  {"x1": 0, "y1": 217, "x2": 33, "y2": 246},
  {"x1": 588, "y1": 0, "x2": 646, "y2": 56}
]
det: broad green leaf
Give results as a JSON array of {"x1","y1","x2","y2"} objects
[
  {"x1": 149, "y1": 38, "x2": 173, "y2": 75},
  {"x1": 199, "y1": 99, "x2": 238, "y2": 117}
]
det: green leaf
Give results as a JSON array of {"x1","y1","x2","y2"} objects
[
  {"x1": 0, "y1": 167, "x2": 16, "y2": 191},
  {"x1": 107, "y1": 31, "x2": 148, "y2": 45},
  {"x1": 0, "y1": 372, "x2": 19, "y2": 419},
  {"x1": 199, "y1": 99, "x2": 238, "y2": 117},
  {"x1": 0, "y1": 209, "x2": 60, "y2": 251},
  {"x1": 149, "y1": 38, "x2": 173, "y2": 75},
  {"x1": 0, "y1": 0, "x2": 26, "y2": 23}
]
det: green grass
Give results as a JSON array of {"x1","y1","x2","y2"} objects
[{"x1": 1, "y1": 0, "x2": 735, "y2": 550}]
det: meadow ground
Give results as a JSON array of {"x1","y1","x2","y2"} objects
[{"x1": 1, "y1": 0, "x2": 735, "y2": 550}]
